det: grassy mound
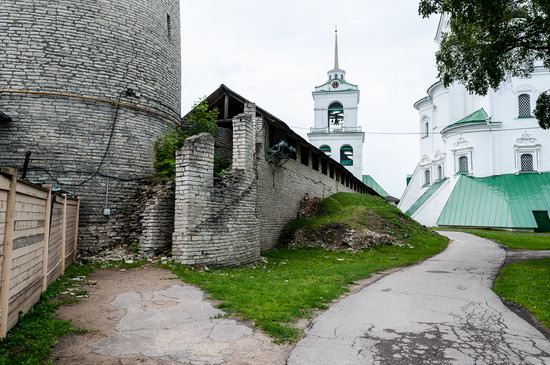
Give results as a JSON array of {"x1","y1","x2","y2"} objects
[{"x1": 281, "y1": 192, "x2": 442, "y2": 250}]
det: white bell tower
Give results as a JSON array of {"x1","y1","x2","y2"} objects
[{"x1": 308, "y1": 29, "x2": 364, "y2": 179}]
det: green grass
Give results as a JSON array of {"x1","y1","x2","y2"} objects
[
  {"x1": 0, "y1": 263, "x2": 94, "y2": 365},
  {"x1": 441, "y1": 229, "x2": 550, "y2": 250},
  {"x1": 493, "y1": 258, "x2": 550, "y2": 330},
  {"x1": 0, "y1": 258, "x2": 146, "y2": 365},
  {"x1": 167, "y1": 193, "x2": 448, "y2": 343}
]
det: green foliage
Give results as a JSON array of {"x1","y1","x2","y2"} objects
[
  {"x1": 154, "y1": 128, "x2": 188, "y2": 178},
  {"x1": 494, "y1": 258, "x2": 550, "y2": 329},
  {"x1": 418, "y1": 0, "x2": 550, "y2": 129},
  {"x1": 535, "y1": 91, "x2": 550, "y2": 129},
  {"x1": 165, "y1": 193, "x2": 448, "y2": 343},
  {"x1": 185, "y1": 99, "x2": 218, "y2": 136},
  {"x1": 213, "y1": 157, "x2": 231, "y2": 178},
  {"x1": 154, "y1": 99, "x2": 219, "y2": 178}
]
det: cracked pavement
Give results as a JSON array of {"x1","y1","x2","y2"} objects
[
  {"x1": 53, "y1": 267, "x2": 289, "y2": 365},
  {"x1": 288, "y1": 231, "x2": 550, "y2": 365}
]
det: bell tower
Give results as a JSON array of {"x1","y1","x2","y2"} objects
[{"x1": 308, "y1": 29, "x2": 364, "y2": 179}]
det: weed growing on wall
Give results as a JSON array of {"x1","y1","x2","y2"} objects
[{"x1": 154, "y1": 99, "x2": 219, "y2": 178}]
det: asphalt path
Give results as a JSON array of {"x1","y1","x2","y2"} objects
[{"x1": 288, "y1": 231, "x2": 550, "y2": 365}]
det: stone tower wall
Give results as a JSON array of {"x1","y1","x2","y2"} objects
[{"x1": 0, "y1": 0, "x2": 181, "y2": 254}]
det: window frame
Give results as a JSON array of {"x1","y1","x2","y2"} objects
[
  {"x1": 340, "y1": 144, "x2": 353, "y2": 166},
  {"x1": 518, "y1": 93, "x2": 532, "y2": 118},
  {"x1": 423, "y1": 169, "x2": 431, "y2": 186},
  {"x1": 519, "y1": 153, "x2": 534, "y2": 172}
]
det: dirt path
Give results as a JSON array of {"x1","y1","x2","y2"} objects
[{"x1": 53, "y1": 266, "x2": 290, "y2": 365}]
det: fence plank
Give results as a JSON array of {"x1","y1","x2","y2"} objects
[
  {"x1": 72, "y1": 198, "x2": 80, "y2": 261},
  {"x1": 60, "y1": 195, "x2": 67, "y2": 272},
  {"x1": 0, "y1": 169, "x2": 17, "y2": 337},
  {"x1": 42, "y1": 187, "x2": 52, "y2": 291}
]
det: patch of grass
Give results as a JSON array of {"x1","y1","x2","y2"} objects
[
  {"x1": 493, "y1": 258, "x2": 550, "y2": 330},
  {"x1": 441, "y1": 229, "x2": 550, "y2": 250},
  {"x1": 0, "y1": 258, "x2": 147, "y2": 364},
  {"x1": 166, "y1": 193, "x2": 448, "y2": 343},
  {"x1": 0, "y1": 263, "x2": 94, "y2": 365}
]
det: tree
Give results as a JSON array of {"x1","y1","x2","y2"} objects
[
  {"x1": 154, "y1": 99, "x2": 219, "y2": 178},
  {"x1": 418, "y1": 0, "x2": 550, "y2": 128}
]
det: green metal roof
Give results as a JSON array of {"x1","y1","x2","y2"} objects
[
  {"x1": 437, "y1": 173, "x2": 550, "y2": 229},
  {"x1": 362, "y1": 175, "x2": 389, "y2": 197},
  {"x1": 441, "y1": 108, "x2": 488, "y2": 133},
  {"x1": 405, "y1": 178, "x2": 448, "y2": 216}
]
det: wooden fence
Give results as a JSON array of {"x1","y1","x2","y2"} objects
[{"x1": 0, "y1": 168, "x2": 79, "y2": 337}]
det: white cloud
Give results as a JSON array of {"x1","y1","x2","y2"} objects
[{"x1": 180, "y1": 0, "x2": 440, "y2": 197}]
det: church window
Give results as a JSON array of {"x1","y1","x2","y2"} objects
[
  {"x1": 319, "y1": 145, "x2": 331, "y2": 157},
  {"x1": 328, "y1": 102, "x2": 344, "y2": 130},
  {"x1": 518, "y1": 94, "x2": 531, "y2": 118},
  {"x1": 340, "y1": 145, "x2": 353, "y2": 166},
  {"x1": 520, "y1": 153, "x2": 534, "y2": 172},
  {"x1": 437, "y1": 165, "x2": 443, "y2": 180},
  {"x1": 424, "y1": 169, "x2": 431, "y2": 186},
  {"x1": 458, "y1": 156, "x2": 469, "y2": 173}
]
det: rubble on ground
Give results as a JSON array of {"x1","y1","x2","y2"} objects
[{"x1": 288, "y1": 223, "x2": 401, "y2": 251}]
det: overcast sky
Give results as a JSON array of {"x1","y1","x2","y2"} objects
[{"x1": 180, "y1": 1, "x2": 441, "y2": 197}]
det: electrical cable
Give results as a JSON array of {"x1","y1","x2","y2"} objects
[{"x1": 288, "y1": 125, "x2": 544, "y2": 135}]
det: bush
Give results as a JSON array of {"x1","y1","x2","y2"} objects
[{"x1": 154, "y1": 99, "x2": 219, "y2": 178}]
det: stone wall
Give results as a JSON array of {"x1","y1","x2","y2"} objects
[
  {"x1": 0, "y1": 0, "x2": 181, "y2": 254},
  {"x1": 139, "y1": 180, "x2": 175, "y2": 256},
  {"x1": 172, "y1": 113, "x2": 260, "y2": 266},
  {"x1": 172, "y1": 103, "x2": 361, "y2": 266}
]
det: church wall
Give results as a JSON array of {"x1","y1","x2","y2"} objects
[
  {"x1": 411, "y1": 178, "x2": 454, "y2": 226},
  {"x1": 308, "y1": 134, "x2": 363, "y2": 179}
]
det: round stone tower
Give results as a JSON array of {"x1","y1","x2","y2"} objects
[{"x1": 0, "y1": 0, "x2": 181, "y2": 254}]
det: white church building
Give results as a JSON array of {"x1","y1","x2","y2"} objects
[
  {"x1": 308, "y1": 30, "x2": 364, "y2": 180},
  {"x1": 399, "y1": 14, "x2": 550, "y2": 232},
  {"x1": 307, "y1": 30, "x2": 393, "y2": 200}
]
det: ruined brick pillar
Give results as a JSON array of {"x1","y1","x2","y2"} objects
[
  {"x1": 232, "y1": 103, "x2": 256, "y2": 174},
  {"x1": 172, "y1": 133, "x2": 215, "y2": 264}
]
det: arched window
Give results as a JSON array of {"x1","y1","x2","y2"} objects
[
  {"x1": 520, "y1": 153, "x2": 534, "y2": 172},
  {"x1": 458, "y1": 156, "x2": 469, "y2": 173},
  {"x1": 424, "y1": 169, "x2": 431, "y2": 185},
  {"x1": 328, "y1": 102, "x2": 344, "y2": 130},
  {"x1": 424, "y1": 122, "x2": 429, "y2": 137},
  {"x1": 319, "y1": 145, "x2": 331, "y2": 157},
  {"x1": 518, "y1": 94, "x2": 531, "y2": 118},
  {"x1": 437, "y1": 165, "x2": 443, "y2": 180},
  {"x1": 340, "y1": 145, "x2": 353, "y2": 166}
]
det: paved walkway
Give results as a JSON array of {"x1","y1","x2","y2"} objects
[
  {"x1": 54, "y1": 267, "x2": 289, "y2": 365},
  {"x1": 288, "y1": 231, "x2": 550, "y2": 365}
]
